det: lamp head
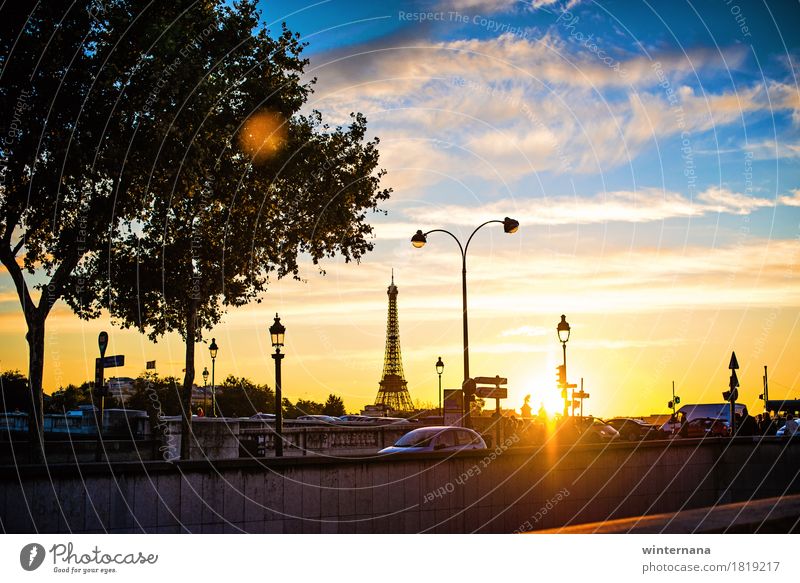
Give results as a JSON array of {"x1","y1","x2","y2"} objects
[
  {"x1": 209, "y1": 338, "x2": 219, "y2": 359},
  {"x1": 269, "y1": 313, "x2": 286, "y2": 348},
  {"x1": 557, "y1": 314, "x2": 571, "y2": 344},
  {"x1": 503, "y1": 217, "x2": 519, "y2": 234},
  {"x1": 411, "y1": 230, "x2": 427, "y2": 248},
  {"x1": 435, "y1": 356, "x2": 444, "y2": 375},
  {"x1": 202, "y1": 367, "x2": 209, "y2": 383}
]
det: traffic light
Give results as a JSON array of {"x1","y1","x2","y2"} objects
[
  {"x1": 668, "y1": 400, "x2": 674, "y2": 409},
  {"x1": 759, "y1": 393, "x2": 764, "y2": 400},
  {"x1": 556, "y1": 365, "x2": 566, "y2": 387},
  {"x1": 674, "y1": 396, "x2": 681, "y2": 405},
  {"x1": 723, "y1": 389, "x2": 738, "y2": 402}
]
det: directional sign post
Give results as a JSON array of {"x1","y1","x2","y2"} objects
[
  {"x1": 94, "y1": 331, "x2": 124, "y2": 461},
  {"x1": 472, "y1": 375, "x2": 508, "y2": 447},
  {"x1": 728, "y1": 351, "x2": 739, "y2": 436}
]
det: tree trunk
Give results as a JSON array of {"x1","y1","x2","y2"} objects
[
  {"x1": 25, "y1": 316, "x2": 46, "y2": 463},
  {"x1": 180, "y1": 303, "x2": 197, "y2": 460}
]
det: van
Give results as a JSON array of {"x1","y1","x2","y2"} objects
[{"x1": 661, "y1": 403, "x2": 748, "y2": 433}]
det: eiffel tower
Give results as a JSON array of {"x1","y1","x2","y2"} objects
[{"x1": 375, "y1": 271, "x2": 414, "y2": 412}]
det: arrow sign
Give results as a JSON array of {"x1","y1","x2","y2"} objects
[
  {"x1": 473, "y1": 376, "x2": 507, "y2": 385},
  {"x1": 97, "y1": 355, "x2": 124, "y2": 368},
  {"x1": 475, "y1": 387, "x2": 508, "y2": 399},
  {"x1": 730, "y1": 369, "x2": 739, "y2": 389},
  {"x1": 729, "y1": 351, "x2": 739, "y2": 370}
]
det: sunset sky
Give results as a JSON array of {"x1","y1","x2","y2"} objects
[{"x1": 1, "y1": 0, "x2": 798, "y2": 417}]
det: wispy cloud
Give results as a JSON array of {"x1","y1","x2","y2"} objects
[{"x1": 402, "y1": 186, "x2": 787, "y2": 228}]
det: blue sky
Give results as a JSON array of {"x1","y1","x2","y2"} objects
[{"x1": 3, "y1": 0, "x2": 798, "y2": 415}]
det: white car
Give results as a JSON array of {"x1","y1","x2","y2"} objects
[
  {"x1": 297, "y1": 415, "x2": 341, "y2": 424},
  {"x1": 379, "y1": 426, "x2": 486, "y2": 454}
]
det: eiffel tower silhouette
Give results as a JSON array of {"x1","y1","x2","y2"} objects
[{"x1": 375, "y1": 271, "x2": 414, "y2": 412}]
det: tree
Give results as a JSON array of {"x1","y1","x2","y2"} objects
[
  {"x1": 0, "y1": 371, "x2": 29, "y2": 413},
  {"x1": 73, "y1": 2, "x2": 390, "y2": 459},
  {"x1": 322, "y1": 394, "x2": 346, "y2": 417},
  {"x1": 215, "y1": 376, "x2": 274, "y2": 418},
  {"x1": 0, "y1": 2, "x2": 207, "y2": 458}
]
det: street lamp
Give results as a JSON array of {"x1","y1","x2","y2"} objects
[
  {"x1": 202, "y1": 366, "x2": 209, "y2": 415},
  {"x1": 411, "y1": 217, "x2": 519, "y2": 427},
  {"x1": 209, "y1": 338, "x2": 218, "y2": 417},
  {"x1": 557, "y1": 315, "x2": 571, "y2": 417},
  {"x1": 269, "y1": 313, "x2": 286, "y2": 457},
  {"x1": 435, "y1": 356, "x2": 445, "y2": 416}
]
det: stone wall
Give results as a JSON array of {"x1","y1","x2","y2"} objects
[{"x1": 2, "y1": 437, "x2": 798, "y2": 533}]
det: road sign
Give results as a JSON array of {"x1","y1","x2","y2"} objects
[
  {"x1": 565, "y1": 383, "x2": 578, "y2": 389},
  {"x1": 729, "y1": 351, "x2": 739, "y2": 370},
  {"x1": 473, "y1": 376, "x2": 507, "y2": 385},
  {"x1": 475, "y1": 387, "x2": 508, "y2": 399},
  {"x1": 573, "y1": 391, "x2": 590, "y2": 399},
  {"x1": 97, "y1": 355, "x2": 125, "y2": 368}
]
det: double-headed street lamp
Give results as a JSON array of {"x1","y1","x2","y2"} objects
[
  {"x1": 412, "y1": 217, "x2": 519, "y2": 427},
  {"x1": 557, "y1": 315, "x2": 571, "y2": 417},
  {"x1": 209, "y1": 338, "x2": 218, "y2": 417},
  {"x1": 202, "y1": 366, "x2": 209, "y2": 415},
  {"x1": 436, "y1": 356, "x2": 445, "y2": 416},
  {"x1": 269, "y1": 313, "x2": 286, "y2": 457}
]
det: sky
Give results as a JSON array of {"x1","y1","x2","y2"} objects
[{"x1": 1, "y1": 0, "x2": 799, "y2": 417}]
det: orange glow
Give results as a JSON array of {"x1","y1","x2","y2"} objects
[{"x1": 238, "y1": 110, "x2": 287, "y2": 161}]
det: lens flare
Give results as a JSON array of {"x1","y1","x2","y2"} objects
[{"x1": 238, "y1": 110, "x2": 287, "y2": 162}]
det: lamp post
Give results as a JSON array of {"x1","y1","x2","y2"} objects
[
  {"x1": 202, "y1": 366, "x2": 209, "y2": 415},
  {"x1": 209, "y1": 338, "x2": 218, "y2": 417},
  {"x1": 412, "y1": 217, "x2": 519, "y2": 427},
  {"x1": 269, "y1": 313, "x2": 286, "y2": 457},
  {"x1": 436, "y1": 356, "x2": 445, "y2": 416},
  {"x1": 557, "y1": 315, "x2": 571, "y2": 417}
]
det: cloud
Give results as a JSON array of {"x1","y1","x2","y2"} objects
[
  {"x1": 501, "y1": 325, "x2": 548, "y2": 337},
  {"x1": 403, "y1": 186, "x2": 787, "y2": 228},
  {"x1": 779, "y1": 189, "x2": 800, "y2": 207}
]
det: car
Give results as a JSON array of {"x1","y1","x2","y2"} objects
[
  {"x1": 776, "y1": 419, "x2": 800, "y2": 437},
  {"x1": 378, "y1": 426, "x2": 486, "y2": 454},
  {"x1": 250, "y1": 413, "x2": 276, "y2": 421},
  {"x1": 338, "y1": 415, "x2": 373, "y2": 424},
  {"x1": 604, "y1": 417, "x2": 666, "y2": 441},
  {"x1": 678, "y1": 417, "x2": 729, "y2": 438},
  {"x1": 577, "y1": 417, "x2": 620, "y2": 443},
  {"x1": 297, "y1": 415, "x2": 341, "y2": 424}
]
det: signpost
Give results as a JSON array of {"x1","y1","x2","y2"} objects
[
  {"x1": 94, "y1": 332, "x2": 124, "y2": 461},
  {"x1": 723, "y1": 351, "x2": 740, "y2": 435},
  {"x1": 472, "y1": 375, "x2": 508, "y2": 447}
]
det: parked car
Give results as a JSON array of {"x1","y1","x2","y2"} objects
[
  {"x1": 661, "y1": 403, "x2": 748, "y2": 433},
  {"x1": 379, "y1": 426, "x2": 486, "y2": 454},
  {"x1": 604, "y1": 417, "x2": 666, "y2": 441},
  {"x1": 297, "y1": 415, "x2": 341, "y2": 424},
  {"x1": 250, "y1": 413, "x2": 276, "y2": 421},
  {"x1": 678, "y1": 417, "x2": 729, "y2": 438},
  {"x1": 338, "y1": 415, "x2": 373, "y2": 424},
  {"x1": 556, "y1": 417, "x2": 619, "y2": 443},
  {"x1": 776, "y1": 418, "x2": 799, "y2": 437}
]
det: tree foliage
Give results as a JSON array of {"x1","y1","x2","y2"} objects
[
  {"x1": 322, "y1": 394, "x2": 346, "y2": 417},
  {"x1": 1, "y1": 1, "x2": 390, "y2": 459},
  {"x1": 215, "y1": 375, "x2": 274, "y2": 418}
]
